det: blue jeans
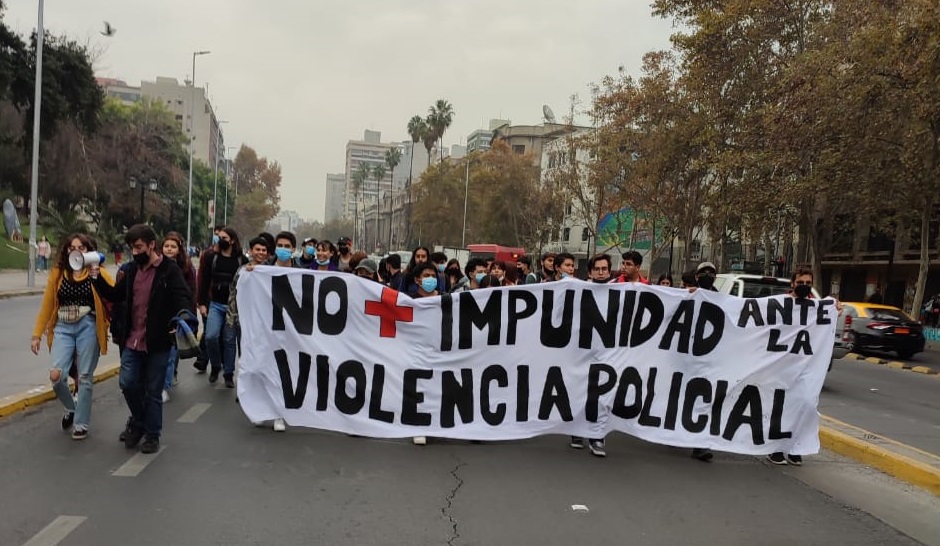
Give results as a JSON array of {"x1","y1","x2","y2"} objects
[
  {"x1": 164, "y1": 346, "x2": 178, "y2": 391},
  {"x1": 38, "y1": 256, "x2": 48, "y2": 270},
  {"x1": 50, "y1": 314, "x2": 100, "y2": 428},
  {"x1": 120, "y1": 348, "x2": 169, "y2": 439},
  {"x1": 204, "y1": 301, "x2": 237, "y2": 376}
]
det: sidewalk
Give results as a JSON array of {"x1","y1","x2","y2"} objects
[{"x1": 0, "y1": 266, "x2": 120, "y2": 299}]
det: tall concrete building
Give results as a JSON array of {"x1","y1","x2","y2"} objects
[
  {"x1": 324, "y1": 173, "x2": 346, "y2": 223},
  {"x1": 344, "y1": 130, "x2": 396, "y2": 219},
  {"x1": 466, "y1": 119, "x2": 511, "y2": 153},
  {"x1": 492, "y1": 122, "x2": 575, "y2": 167},
  {"x1": 96, "y1": 75, "x2": 225, "y2": 167}
]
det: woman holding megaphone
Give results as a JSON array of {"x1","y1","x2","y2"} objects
[{"x1": 31, "y1": 233, "x2": 114, "y2": 440}]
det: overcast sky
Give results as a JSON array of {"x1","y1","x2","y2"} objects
[{"x1": 4, "y1": 1, "x2": 674, "y2": 222}]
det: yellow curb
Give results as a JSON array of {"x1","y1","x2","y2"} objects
[
  {"x1": 0, "y1": 361, "x2": 121, "y2": 420},
  {"x1": 865, "y1": 356, "x2": 886, "y2": 364},
  {"x1": 820, "y1": 426, "x2": 940, "y2": 497},
  {"x1": 887, "y1": 361, "x2": 912, "y2": 370},
  {"x1": 845, "y1": 352, "x2": 863, "y2": 360},
  {"x1": 911, "y1": 366, "x2": 938, "y2": 375}
]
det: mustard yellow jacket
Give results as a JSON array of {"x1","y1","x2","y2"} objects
[{"x1": 32, "y1": 267, "x2": 115, "y2": 355}]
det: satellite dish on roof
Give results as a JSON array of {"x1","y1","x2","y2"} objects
[{"x1": 543, "y1": 104, "x2": 556, "y2": 124}]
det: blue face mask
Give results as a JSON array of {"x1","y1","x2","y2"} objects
[
  {"x1": 474, "y1": 273, "x2": 486, "y2": 283},
  {"x1": 305, "y1": 246, "x2": 315, "y2": 257},
  {"x1": 212, "y1": 235, "x2": 220, "y2": 245},
  {"x1": 275, "y1": 248, "x2": 292, "y2": 262},
  {"x1": 316, "y1": 258, "x2": 330, "y2": 266},
  {"x1": 561, "y1": 272, "x2": 570, "y2": 278},
  {"x1": 421, "y1": 277, "x2": 438, "y2": 292},
  {"x1": 437, "y1": 263, "x2": 446, "y2": 272}
]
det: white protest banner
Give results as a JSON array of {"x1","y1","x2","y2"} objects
[{"x1": 236, "y1": 268, "x2": 836, "y2": 455}]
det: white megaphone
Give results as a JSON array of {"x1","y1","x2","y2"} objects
[{"x1": 68, "y1": 250, "x2": 105, "y2": 272}]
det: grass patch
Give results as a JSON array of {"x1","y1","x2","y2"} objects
[{"x1": 0, "y1": 238, "x2": 30, "y2": 270}]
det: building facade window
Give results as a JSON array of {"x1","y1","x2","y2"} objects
[{"x1": 562, "y1": 227, "x2": 571, "y2": 242}]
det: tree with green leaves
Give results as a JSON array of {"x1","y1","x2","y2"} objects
[
  {"x1": 384, "y1": 147, "x2": 401, "y2": 249},
  {"x1": 371, "y1": 164, "x2": 386, "y2": 252},
  {"x1": 352, "y1": 162, "x2": 370, "y2": 246},
  {"x1": 428, "y1": 99, "x2": 454, "y2": 162}
]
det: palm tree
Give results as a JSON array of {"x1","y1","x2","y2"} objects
[
  {"x1": 406, "y1": 115, "x2": 426, "y2": 184},
  {"x1": 372, "y1": 164, "x2": 386, "y2": 252},
  {"x1": 352, "y1": 163, "x2": 370, "y2": 246},
  {"x1": 422, "y1": 114, "x2": 437, "y2": 166},
  {"x1": 384, "y1": 147, "x2": 402, "y2": 250},
  {"x1": 428, "y1": 99, "x2": 454, "y2": 162}
]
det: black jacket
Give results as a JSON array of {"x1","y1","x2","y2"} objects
[{"x1": 94, "y1": 257, "x2": 193, "y2": 353}]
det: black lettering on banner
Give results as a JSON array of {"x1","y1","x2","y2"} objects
[
  {"x1": 638, "y1": 367, "x2": 662, "y2": 427},
  {"x1": 579, "y1": 290, "x2": 620, "y2": 349},
  {"x1": 693, "y1": 302, "x2": 725, "y2": 356},
  {"x1": 538, "y1": 366, "x2": 573, "y2": 421},
  {"x1": 710, "y1": 380, "x2": 729, "y2": 436},
  {"x1": 768, "y1": 389, "x2": 793, "y2": 439},
  {"x1": 441, "y1": 369, "x2": 475, "y2": 428},
  {"x1": 586, "y1": 363, "x2": 617, "y2": 422},
  {"x1": 618, "y1": 291, "x2": 637, "y2": 346},
  {"x1": 796, "y1": 298, "x2": 815, "y2": 325},
  {"x1": 612, "y1": 367, "x2": 643, "y2": 419},
  {"x1": 659, "y1": 300, "x2": 694, "y2": 353},
  {"x1": 481, "y1": 365, "x2": 508, "y2": 426},
  {"x1": 630, "y1": 292, "x2": 664, "y2": 348},
  {"x1": 681, "y1": 377, "x2": 712, "y2": 433},
  {"x1": 440, "y1": 294, "x2": 453, "y2": 351},
  {"x1": 541, "y1": 291, "x2": 575, "y2": 348},
  {"x1": 368, "y1": 364, "x2": 394, "y2": 423},
  {"x1": 458, "y1": 291, "x2": 502, "y2": 349},
  {"x1": 516, "y1": 365, "x2": 530, "y2": 422},
  {"x1": 334, "y1": 360, "x2": 367, "y2": 415},
  {"x1": 767, "y1": 297, "x2": 793, "y2": 326},
  {"x1": 317, "y1": 277, "x2": 347, "y2": 334},
  {"x1": 722, "y1": 385, "x2": 764, "y2": 445},
  {"x1": 271, "y1": 274, "x2": 314, "y2": 334},
  {"x1": 402, "y1": 369, "x2": 433, "y2": 426},
  {"x1": 274, "y1": 349, "x2": 311, "y2": 409},
  {"x1": 791, "y1": 330, "x2": 813, "y2": 355},
  {"x1": 316, "y1": 355, "x2": 329, "y2": 411},
  {"x1": 664, "y1": 371, "x2": 684, "y2": 430},
  {"x1": 507, "y1": 291, "x2": 538, "y2": 345},
  {"x1": 737, "y1": 299, "x2": 765, "y2": 327},
  {"x1": 817, "y1": 299, "x2": 834, "y2": 325},
  {"x1": 766, "y1": 329, "x2": 788, "y2": 352}
]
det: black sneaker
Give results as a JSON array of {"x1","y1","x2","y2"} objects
[
  {"x1": 61, "y1": 411, "x2": 75, "y2": 431},
  {"x1": 208, "y1": 368, "x2": 220, "y2": 383},
  {"x1": 118, "y1": 417, "x2": 132, "y2": 442},
  {"x1": 193, "y1": 361, "x2": 208, "y2": 374},
  {"x1": 786, "y1": 454, "x2": 803, "y2": 466},
  {"x1": 767, "y1": 452, "x2": 787, "y2": 465},
  {"x1": 569, "y1": 437, "x2": 585, "y2": 449},
  {"x1": 224, "y1": 374, "x2": 235, "y2": 388},
  {"x1": 140, "y1": 436, "x2": 160, "y2": 454},
  {"x1": 123, "y1": 427, "x2": 144, "y2": 449},
  {"x1": 588, "y1": 440, "x2": 607, "y2": 458},
  {"x1": 692, "y1": 448, "x2": 714, "y2": 462}
]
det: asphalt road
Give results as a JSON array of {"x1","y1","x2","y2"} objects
[{"x1": 1, "y1": 373, "x2": 937, "y2": 546}]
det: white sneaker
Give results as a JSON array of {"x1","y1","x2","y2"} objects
[
  {"x1": 273, "y1": 418, "x2": 287, "y2": 432},
  {"x1": 161, "y1": 390, "x2": 170, "y2": 403},
  {"x1": 412, "y1": 436, "x2": 427, "y2": 445}
]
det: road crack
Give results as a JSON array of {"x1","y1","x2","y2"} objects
[{"x1": 442, "y1": 461, "x2": 466, "y2": 546}]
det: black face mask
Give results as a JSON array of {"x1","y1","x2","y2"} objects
[
  {"x1": 132, "y1": 251, "x2": 150, "y2": 267},
  {"x1": 447, "y1": 269, "x2": 461, "y2": 276},
  {"x1": 218, "y1": 239, "x2": 231, "y2": 251},
  {"x1": 338, "y1": 245, "x2": 349, "y2": 255},
  {"x1": 697, "y1": 274, "x2": 715, "y2": 290},
  {"x1": 794, "y1": 284, "x2": 812, "y2": 299}
]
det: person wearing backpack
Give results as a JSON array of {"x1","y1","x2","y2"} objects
[{"x1": 197, "y1": 226, "x2": 248, "y2": 388}]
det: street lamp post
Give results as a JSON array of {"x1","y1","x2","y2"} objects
[
  {"x1": 212, "y1": 120, "x2": 227, "y2": 229},
  {"x1": 461, "y1": 156, "x2": 471, "y2": 248},
  {"x1": 26, "y1": 0, "x2": 45, "y2": 288},
  {"x1": 129, "y1": 176, "x2": 158, "y2": 223},
  {"x1": 186, "y1": 49, "x2": 210, "y2": 250},
  {"x1": 224, "y1": 145, "x2": 236, "y2": 224}
]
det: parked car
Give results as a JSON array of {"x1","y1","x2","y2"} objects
[
  {"x1": 714, "y1": 274, "x2": 849, "y2": 363},
  {"x1": 837, "y1": 303, "x2": 926, "y2": 360}
]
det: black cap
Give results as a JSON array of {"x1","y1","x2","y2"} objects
[
  {"x1": 338, "y1": 236, "x2": 352, "y2": 245},
  {"x1": 302, "y1": 237, "x2": 317, "y2": 246}
]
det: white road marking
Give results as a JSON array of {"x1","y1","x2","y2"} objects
[
  {"x1": 177, "y1": 403, "x2": 211, "y2": 423},
  {"x1": 21, "y1": 515, "x2": 86, "y2": 546},
  {"x1": 571, "y1": 504, "x2": 589, "y2": 512},
  {"x1": 112, "y1": 446, "x2": 166, "y2": 477}
]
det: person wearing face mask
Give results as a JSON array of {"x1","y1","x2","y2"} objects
[
  {"x1": 554, "y1": 252, "x2": 577, "y2": 279},
  {"x1": 296, "y1": 237, "x2": 318, "y2": 268},
  {"x1": 409, "y1": 262, "x2": 442, "y2": 445},
  {"x1": 489, "y1": 261, "x2": 508, "y2": 284},
  {"x1": 311, "y1": 240, "x2": 339, "y2": 271},
  {"x1": 688, "y1": 260, "x2": 718, "y2": 463},
  {"x1": 517, "y1": 255, "x2": 538, "y2": 285},
  {"x1": 336, "y1": 236, "x2": 353, "y2": 272},
  {"x1": 91, "y1": 224, "x2": 192, "y2": 454},
  {"x1": 192, "y1": 226, "x2": 225, "y2": 374},
  {"x1": 354, "y1": 258, "x2": 380, "y2": 283},
  {"x1": 430, "y1": 252, "x2": 450, "y2": 291},
  {"x1": 444, "y1": 259, "x2": 462, "y2": 291},
  {"x1": 197, "y1": 227, "x2": 248, "y2": 388},
  {"x1": 400, "y1": 246, "x2": 432, "y2": 295},
  {"x1": 450, "y1": 258, "x2": 488, "y2": 292}
]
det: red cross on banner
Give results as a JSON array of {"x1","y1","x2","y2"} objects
[{"x1": 364, "y1": 287, "x2": 414, "y2": 338}]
